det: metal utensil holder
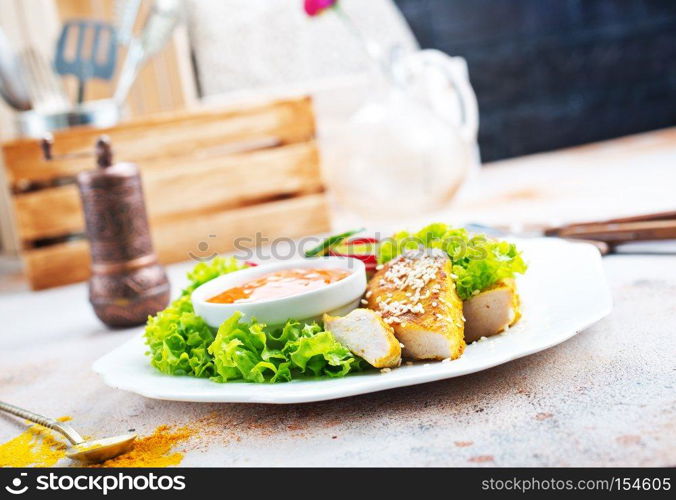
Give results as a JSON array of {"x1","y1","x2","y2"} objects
[{"x1": 16, "y1": 98, "x2": 121, "y2": 137}]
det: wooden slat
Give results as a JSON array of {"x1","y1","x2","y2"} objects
[
  {"x1": 3, "y1": 97, "x2": 315, "y2": 184},
  {"x1": 22, "y1": 239, "x2": 91, "y2": 291},
  {"x1": 13, "y1": 142, "x2": 322, "y2": 241},
  {"x1": 23, "y1": 193, "x2": 331, "y2": 290},
  {"x1": 0, "y1": 139, "x2": 19, "y2": 255},
  {"x1": 143, "y1": 142, "x2": 322, "y2": 221},
  {"x1": 151, "y1": 193, "x2": 330, "y2": 264},
  {"x1": 13, "y1": 185, "x2": 84, "y2": 242}
]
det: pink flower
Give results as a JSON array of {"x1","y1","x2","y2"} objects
[{"x1": 304, "y1": 0, "x2": 337, "y2": 17}]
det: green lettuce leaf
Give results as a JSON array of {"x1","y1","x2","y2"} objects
[
  {"x1": 144, "y1": 257, "x2": 248, "y2": 377},
  {"x1": 208, "y1": 312, "x2": 364, "y2": 383},
  {"x1": 377, "y1": 223, "x2": 527, "y2": 300},
  {"x1": 144, "y1": 256, "x2": 365, "y2": 383},
  {"x1": 184, "y1": 258, "x2": 248, "y2": 294}
]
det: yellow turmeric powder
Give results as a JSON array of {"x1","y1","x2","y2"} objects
[
  {"x1": 0, "y1": 422, "x2": 192, "y2": 468},
  {"x1": 90, "y1": 425, "x2": 192, "y2": 468},
  {"x1": 0, "y1": 425, "x2": 68, "y2": 467}
]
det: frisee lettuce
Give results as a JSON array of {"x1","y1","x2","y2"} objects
[
  {"x1": 377, "y1": 223, "x2": 527, "y2": 300},
  {"x1": 144, "y1": 256, "x2": 364, "y2": 382}
]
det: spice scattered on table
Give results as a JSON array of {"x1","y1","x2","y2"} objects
[
  {"x1": 90, "y1": 425, "x2": 193, "y2": 468},
  {"x1": 0, "y1": 421, "x2": 193, "y2": 468},
  {"x1": 0, "y1": 425, "x2": 68, "y2": 467}
]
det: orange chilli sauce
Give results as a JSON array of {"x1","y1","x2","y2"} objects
[{"x1": 207, "y1": 268, "x2": 351, "y2": 304}]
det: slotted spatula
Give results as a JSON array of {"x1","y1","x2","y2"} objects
[{"x1": 55, "y1": 20, "x2": 117, "y2": 104}]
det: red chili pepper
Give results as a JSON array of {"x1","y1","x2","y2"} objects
[{"x1": 328, "y1": 237, "x2": 378, "y2": 273}]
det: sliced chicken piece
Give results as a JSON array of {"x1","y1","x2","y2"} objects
[
  {"x1": 367, "y1": 250, "x2": 465, "y2": 361},
  {"x1": 463, "y1": 278, "x2": 521, "y2": 343},
  {"x1": 324, "y1": 309, "x2": 401, "y2": 368}
]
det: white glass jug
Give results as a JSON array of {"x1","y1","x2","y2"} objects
[{"x1": 326, "y1": 48, "x2": 479, "y2": 219}]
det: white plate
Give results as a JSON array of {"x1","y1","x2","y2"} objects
[{"x1": 92, "y1": 238, "x2": 612, "y2": 404}]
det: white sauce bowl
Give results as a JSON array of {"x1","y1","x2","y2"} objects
[{"x1": 192, "y1": 257, "x2": 367, "y2": 327}]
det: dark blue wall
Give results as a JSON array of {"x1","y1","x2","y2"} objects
[{"x1": 394, "y1": 0, "x2": 676, "y2": 161}]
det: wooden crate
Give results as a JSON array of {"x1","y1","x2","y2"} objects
[
  {"x1": 1, "y1": 96, "x2": 331, "y2": 290},
  {"x1": 0, "y1": 0, "x2": 198, "y2": 254}
]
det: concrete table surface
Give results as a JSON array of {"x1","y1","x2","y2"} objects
[{"x1": 1, "y1": 129, "x2": 675, "y2": 466}]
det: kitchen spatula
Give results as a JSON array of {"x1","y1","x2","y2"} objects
[{"x1": 55, "y1": 20, "x2": 117, "y2": 104}]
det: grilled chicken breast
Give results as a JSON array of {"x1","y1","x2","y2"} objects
[
  {"x1": 324, "y1": 309, "x2": 401, "y2": 368},
  {"x1": 366, "y1": 250, "x2": 465, "y2": 360},
  {"x1": 463, "y1": 279, "x2": 520, "y2": 343}
]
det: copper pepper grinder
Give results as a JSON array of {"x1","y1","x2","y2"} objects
[{"x1": 77, "y1": 136, "x2": 170, "y2": 327}]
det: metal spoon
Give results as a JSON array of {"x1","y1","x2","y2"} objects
[
  {"x1": 0, "y1": 401, "x2": 136, "y2": 464},
  {"x1": 0, "y1": 27, "x2": 31, "y2": 111},
  {"x1": 20, "y1": 48, "x2": 70, "y2": 112}
]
